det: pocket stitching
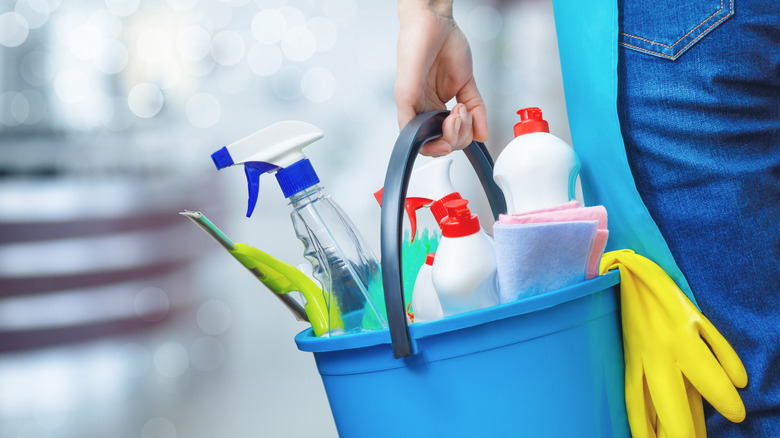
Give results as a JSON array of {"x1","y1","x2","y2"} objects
[
  {"x1": 621, "y1": 42, "x2": 676, "y2": 60},
  {"x1": 620, "y1": 0, "x2": 725, "y2": 49},
  {"x1": 619, "y1": 0, "x2": 733, "y2": 59}
]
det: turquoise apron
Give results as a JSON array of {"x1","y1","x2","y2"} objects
[{"x1": 551, "y1": 0, "x2": 697, "y2": 305}]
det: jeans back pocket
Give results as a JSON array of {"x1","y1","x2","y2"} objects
[{"x1": 619, "y1": 0, "x2": 734, "y2": 60}]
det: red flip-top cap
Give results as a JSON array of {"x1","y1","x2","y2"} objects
[
  {"x1": 430, "y1": 192, "x2": 462, "y2": 225},
  {"x1": 440, "y1": 199, "x2": 480, "y2": 238},
  {"x1": 425, "y1": 252, "x2": 435, "y2": 266},
  {"x1": 514, "y1": 107, "x2": 549, "y2": 137}
]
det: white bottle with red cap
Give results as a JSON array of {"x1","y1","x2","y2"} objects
[
  {"x1": 493, "y1": 107, "x2": 580, "y2": 214},
  {"x1": 431, "y1": 199, "x2": 498, "y2": 317},
  {"x1": 412, "y1": 252, "x2": 443, "y2": 323}
]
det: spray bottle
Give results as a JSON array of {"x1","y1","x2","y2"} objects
[
  {"x1": 432, "y1": 199, "x2": 498, "y2": 316},
  {"x1": 211, "y1": 121, "x2": 386, "y2": 335},
  {"x1": 493, "y1": 107, "x2": 580, "y2": 214},
  {"x1": 374, "y1": 158, "x2": 462, "y2": 240}
]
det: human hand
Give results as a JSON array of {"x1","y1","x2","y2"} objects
[{"x1": 395, "y1": 0, "x2": 487, "y2": 156}]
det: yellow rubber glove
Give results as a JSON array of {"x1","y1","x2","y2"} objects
[{"x1": 600, "y1": 250, "x2": 748, "y2": 438}]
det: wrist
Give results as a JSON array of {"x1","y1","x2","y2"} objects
[{"x1": 398, "y1": 0, "x2": 453, "y2": 20}]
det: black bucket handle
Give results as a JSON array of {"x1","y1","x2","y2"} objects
[{"x1": 379, "y1": 110, "x2": 507, "y2": 358}]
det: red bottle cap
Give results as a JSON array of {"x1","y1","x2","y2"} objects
[
  {"x1": 425, "y1": 252, "x2": 435, "y2": 266},
  {"x1": 440, "y1": 199, "x2": 480, "y2": 238},
  {"x1": 514, "y1": 107, "x2": 549, "y2": 137},
  {"x1": 429, "y1": 192, "x2": 462, "y2": 225}
]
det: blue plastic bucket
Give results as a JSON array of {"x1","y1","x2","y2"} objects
[
  {"x1": 296, "y1": 271, "x2": 628, "y2": 437},
  {"x1": 296, "y1": 112, "x2": 629, "y2": 437}
]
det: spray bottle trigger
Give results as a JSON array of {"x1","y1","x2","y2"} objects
[
  {"x1": 374, "y1": 188, "x2": 431, "y2": 241},
  {"x1": 244, "y1": 162, "x2": 279, "y2": 217},
  {"x1": 405, "y1": 197, "x2": 432, "y2": 242}
]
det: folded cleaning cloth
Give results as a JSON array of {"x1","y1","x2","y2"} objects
[
  {"x1": 493, "y1": 220, "x2": 598, "y2": 303},
  {"x1": 509, "y1": 200, "x2": 582, "y2": 215},
  {"x1": 499, "y1": 203, "x2": 609, "y2": 279}
]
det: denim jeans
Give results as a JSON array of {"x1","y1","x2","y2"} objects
[{"x1": 618, "y1": 0, "x2": 780, "y2": 435}]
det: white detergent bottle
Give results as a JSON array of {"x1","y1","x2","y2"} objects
[
  {"x1": 374, "y1": 157, "x2": 462, "y2": 240},
  {"x1": 493, "y1": 107, "x2": 580, "y2": 214},
  {"x1": 432, "y1": 199, "x2": 498, "y2": 316},
  {"x1": 412, "y1": 252, "x2": 443, "y2": 323},
  {"x1": 211, "y1": 121, "x2": 386, "y2": 335}
]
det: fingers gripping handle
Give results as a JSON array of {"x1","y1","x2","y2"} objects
[
  {"x1": 463, "y1": 139, "x2": 507, "y2": 221},
  {"x1": 380, "y1": 110, "x2": 507, "y2": 358}
]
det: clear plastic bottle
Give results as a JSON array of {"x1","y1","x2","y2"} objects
[
  {"x1": 212, "y1": 121, "x2": 386, "y2": 335},
  {"x1": 288, "y1": 185, "x2": 385, "y2": 334}
]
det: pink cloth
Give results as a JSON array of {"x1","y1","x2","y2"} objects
[
  {"x1": 589, "y1": 229, "x2": 609, "y2": 279},
  {"x1": 504, "y1": 200, "x2": 581, "y2": 217},
  {"x1": 498, "y1": 203, "x2": 608, "y2": 279}
]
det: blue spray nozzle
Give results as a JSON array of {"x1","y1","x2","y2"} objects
[
  {"x1": 211, "y1": 146, "x2": 235, "y2": 169},
  {"x1": 213, "y1": 121, "x2": 324, "y2": 217},
  {"x1": 217, "y1": 157, "x2": 320, "y2": 217},
  {"x1": 243, "y1": 162, "x2": 279, "y2": 217}
]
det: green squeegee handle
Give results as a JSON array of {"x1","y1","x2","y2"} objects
[{"x1": 380, "y1": 110, "x2": 507, "y2": 359}]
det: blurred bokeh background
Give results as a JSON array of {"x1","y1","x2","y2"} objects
[{"x1": 0, "y1": 0, "x2": 569, "y2": 436}]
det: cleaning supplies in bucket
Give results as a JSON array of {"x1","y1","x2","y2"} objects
[
  {"x1": 491, "y1": 108, "x2": 608, "y2": 303},
  {"x1": 433, "y1": 199, "x2": 498, "y2": 316},
  {"x1": 211, "y1": 121, "x2": 386, "y2": 335},
  {"x1": 296, "y1": 110, "x2": 629, "y2": 436},
  {"x1": 493, "y1": 107, "x2": 580, "y2": 214}
]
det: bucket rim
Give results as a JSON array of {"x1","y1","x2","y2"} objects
[{"x1": 295, "y1": 270, "x2": 620, "y2": 353}]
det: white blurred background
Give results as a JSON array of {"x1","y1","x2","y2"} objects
[{"x1": 0, "y1": 0, "x2": 570, "y2": 436}]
